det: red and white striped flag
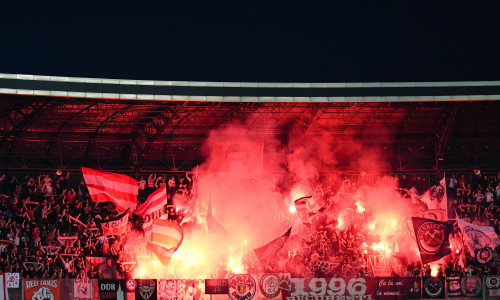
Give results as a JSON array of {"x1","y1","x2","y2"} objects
[
  {"x1": 135, "y1": 187, "x2": 169, "y2": 242},
  {"x1": 149, "y1": 219, "x2": 183, "y2": 266},
  {"x1": 81, "y1": 167, "x2": 138, "y2": 214}
]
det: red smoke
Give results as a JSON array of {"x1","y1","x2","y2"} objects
[{"x1": 128, "y1": 117, "x2": 424, "y2": 278}]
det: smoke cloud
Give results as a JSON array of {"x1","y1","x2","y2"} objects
[{"x1": 130, "y1": 114, "x2": 422, "y2": 278}]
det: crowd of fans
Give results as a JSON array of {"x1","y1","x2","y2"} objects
[
  {"x1": 0, "y1": 171, "x2": 192, "y2": 279},
  {"x1": 243, "y1": 172, "x2": 500, "y2": 279},
  {"x1": 1, "y1": 170, "x2": 500, "y2": 280}
]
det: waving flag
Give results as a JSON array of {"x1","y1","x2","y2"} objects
[
  {"x1": 412, "y1": 217, "x2": 453, "y2": 264},
  {"x1": 420, "y1": 178, "x2": 447, "y2": 216},
  {"x1": 82, "y1": 167, "x2": 138, "y2": 214},
  {"x1": 149, "y1": 243, "x2": 176, "y2": 266},
  {"x1": 150, "y1": 219, "x2": 184, "y2": 266},
  {"x1": 96, "y1": 208, "x2": 129, "y2": 236},
  {"x1": 457, "y1": 218, "x2": 500, "y2": 256},
  {"x1": 254, "y1": 227, "x2": 292, "y2": 271},
  {"x1": 135, "y1": 186, "x2": 169, "y2": 241}
]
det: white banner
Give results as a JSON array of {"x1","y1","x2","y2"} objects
[
  {"x1": 0, "y1": 274, "x2": 4, "y2": 300},
  {"x1": 457, "y1": 218, "x2": 500, "y2": 256},
  {"x1": 74, "y1": 278, "x2": 91, "y2": 300},
  {"x1": 5, "y1": 273, "x2": 19, "y2": 289}
]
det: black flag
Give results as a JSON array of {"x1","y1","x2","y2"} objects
[{"x1": 412, "y1": 217, "x2": 453, "y2": 264}]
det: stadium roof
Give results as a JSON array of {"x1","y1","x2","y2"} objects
[{"x1": 1, "y1": 73, "x2": 500, "y2": 176}]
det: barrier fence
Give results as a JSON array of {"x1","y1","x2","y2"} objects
[{"x1": 1, "y1": 273, "x2": 500, "y2": 299}]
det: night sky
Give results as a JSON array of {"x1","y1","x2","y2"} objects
[{"x1": 1, "y1": 2, "x2": 499, "y2": 82}]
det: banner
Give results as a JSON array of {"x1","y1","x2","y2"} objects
[
  {"x1": 422, "y1": 277, "x2": 445, "y2": 298},
  {"x1": 460, "y1": 276, "x2": 482, "y2": 298},
  {"x1": 158, "y1": 279, "x2": 178, "y2": 300},
  {"x1": 254, "y1": 227, "x2": 292, "y2": 270},
  {"x1": 411, "y1": 217, "x2": 452, "y2": 264},
  {"x1": 5, "y1": 273, "x2": 19, "y2": 288},
  {"x1": 485, "y1": 275, "x2": 500, "y2": 298},
  {"x1": 86, "y1": 257, "x2": 116, "y2": 279},
  {"x1": 96, "y1": 208, "x2": 130, "y2": 236},
  {"x1": 253, "y1": 273, "x2": 292, "y2": 300},
  {"x1": 157, "y1": 279, "x2": 204, "y2": 300},
  {"x1": 24, "y1": 279, "x2": 60, "y2": 300},
  {"x1": 204, "y1": 279, "x2": 228, "y2": 295},
  {"x1": 446, "y1": 276, "x2": 461, "y2": 297},
  {"x1": 135, "y1": 279, "x2": 158, "y2": 300},
  {"x1": 4, "y1": 274, "x2": 23, "y2": 300},
  {"x1": 82, "y1": 167, "x2": 138, "y2": 214},
  {"x1": 176, "y1": 280, "x2": 203, "y2": 300},
  {"x1": 376, "y1": 277, "x2": 420, "y2": 299},
  {"x1": 281, "y1": 277, "x2": 377, "y2": 300},
  {"x1": 457, "y1": 218, "x2": 500, "y2": 256},
  {"x1": 229, "y1": 274, "x2": 256, "y2": 300},
  {"x1": 98, "y1": 279, "x2": 124, "y2": 300},
  {"x1": 74, "y1": 278, "x2": 92, "y2": 300},
  {"x1": 0, "y1": 274, "x2": 3, "y2": 300}
]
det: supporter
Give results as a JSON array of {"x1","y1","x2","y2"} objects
[
  {"x1": 495, "y1": 183, "x2": 500, "y2": 204},
  {"x1": 458, "y1": 174, "x2": 467, "y2": 189},
  {"x1": 147, "y1": 173, "x2": 156, "y2": 193},
  {"x1": 168, "y1": 176, "x2": 176, "y2": 198},
  {"x1": 177, "y1": 177, "x2": 189, "y2": 196},
  {"x1": 138, "y1": 176, "x2": 147, "y2": 201},
  {"x1": 156, "y1": 176, "x2": 166, "y2": 189},
  {"x1": 0, "y1": 169, "x2": 498, "y2": 281}
]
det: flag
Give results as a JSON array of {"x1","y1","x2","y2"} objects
[
  {"x1": 135, "y1": 186, "x2": 168, "y2": 216},
  {"x1": 456, "y1": 218, "x2": 500, "y2": 256},
  {"x1": 96, "y1": 208, "x2": 130, "y2": 236},
  {"x1": 206, "y1": 196, "x2": 228, "y2": 235},
  {"x1": 411, "y1": 209, "x2": 447, "y2": 222},
  {"x1": 294, "y1": 196, "x2": 311, "y2": 222},
  {"x1": 151, "y1": 219, "x2": 183, "y2": 249},
  {"x1": 149, "y1": 243, "x2": 176, "y2": 266},
  {"x1": 150, "y1": 219, "x2": 184, "y2": 266},
  {"x1": 135, "y1": 187, "x2": 169, "y2": 242},
  {"x1": 82, "y1": 167, "x2": 138, "y2": 214},
  {"x1": 254, "y1": 227, "x2": 292, "y2": 270},
  {"x1": 420, "y1": 178, "x2": 447, "y2": 216},
  {"x1": 412, "y1": 217, "x2": 453, "y2": 264}
]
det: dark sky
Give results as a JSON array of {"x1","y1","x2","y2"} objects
[{"x1": 1, "y1": 2, "x2": 499, "y2": 82}]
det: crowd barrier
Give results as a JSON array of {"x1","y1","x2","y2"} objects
[{"x1": 1, "y1": 273, "x2": 500, "y2": 299}]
